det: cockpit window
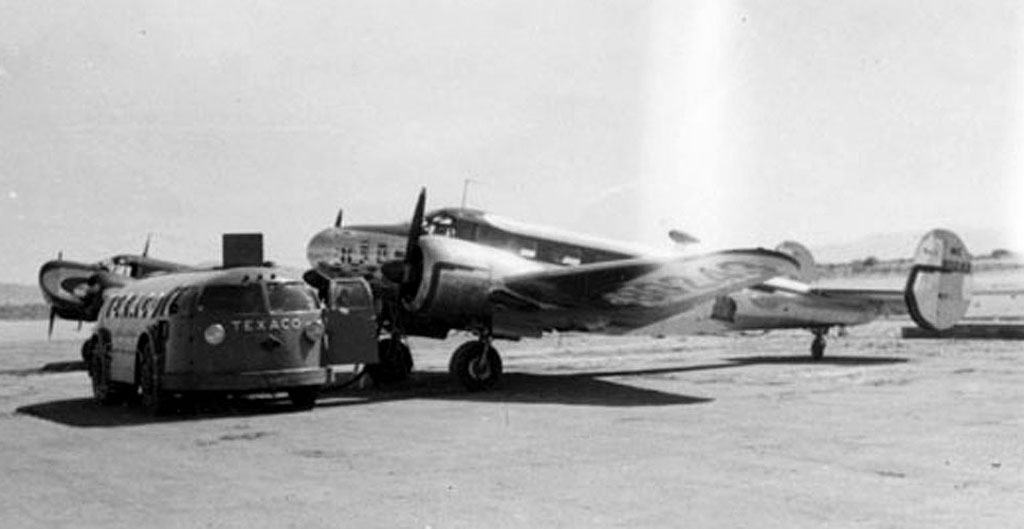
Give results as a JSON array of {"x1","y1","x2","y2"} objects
[
  {"x1": 428, "y1": 214, "x2": 456, "y2": 237},
  {"x1": 267, "y1": 282, "x2": 319, "y2": 312},
  {"x1": 196, "y1": 284, "x2": 265, "y2": 313}
]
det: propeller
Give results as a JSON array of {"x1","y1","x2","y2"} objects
[
  {"x1": 142, "y1": 233, "x2": 152, "y2": 257},
  {"x1": 334, "y1": 209, "x2": 344, "y2": 228},
  {"x1": 48, "y1": 307, "x2": 56, "y2": 339},
  {"x1": 381, "y1": 188, "x2": 427, "y2": 302},
  {"x1": 401, "y1": 188, "x2": 427, "y2": 300}
]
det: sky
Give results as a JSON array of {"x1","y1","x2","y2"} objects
[{"x1": 1, "y1": 0, "x2": 1021, "y2": 283}]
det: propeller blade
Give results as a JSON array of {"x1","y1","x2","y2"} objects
[
  {"x1": 405, "y1": 188, "x2": 426, "y2": 263},
  {"x1": 334, "y1": 209, "x2": 344, "y2": 228},
  {"x1": 399, "y1": 188, "x2": 427, "y2": 299},
  {"x1": 48, "y1": 307, "x2": 56, "y2": 339},
  {"x1": 142, "y1": 233, "x2": 152, "y2": 257}
]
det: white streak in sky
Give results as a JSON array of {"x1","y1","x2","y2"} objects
[{"x1": 639, "y1": 0, "x2": 736, "y2": 251}]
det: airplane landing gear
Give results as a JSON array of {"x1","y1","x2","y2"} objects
[
  {"x1": 449, "y1": 337, "x2": 503, "y2": 391},
  {"x1": 810, "y1": 327, "x2": 828, "y2": 360}
]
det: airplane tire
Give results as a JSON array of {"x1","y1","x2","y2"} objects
[
  {"x1": 448, "y1": 341, "x2": 503, "y2": 392},
  {"x1": 811, "y1": 336, "x2": 825, "y2": 360},
  {"x1": 138, "y1": 341, "x2": 172, "y2": 416},
  {"x1": 366, "y1": 339, "x2": 413, "y2": 384},
  {"x1": 288, "y1": 387, "x2": 319, "y2": 410},
  {"x1": 89, "y1": 339, "x2": 128, "y2": 405}
]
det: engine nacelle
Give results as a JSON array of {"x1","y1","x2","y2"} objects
[{"x1": 404, "y1": 236, "x2": 546, "y2": 322}]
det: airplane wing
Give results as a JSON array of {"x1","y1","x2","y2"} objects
[{"x1": 492, "y1": 249, "x2": 800, "y2": 332}]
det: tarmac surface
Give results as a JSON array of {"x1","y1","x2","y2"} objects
[{"x1": 1, "y1": 319, "x2": 1022, "y2": 528}]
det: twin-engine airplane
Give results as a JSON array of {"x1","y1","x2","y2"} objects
[
  {"x1": 39, "y1": 249, "x2": 196, "y2": 337},
  {"x1": 307, "y1": 190, "x2": 971, "y2": 389}
]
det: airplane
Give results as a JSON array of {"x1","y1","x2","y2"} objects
[
  {"x1": 306, "y1": 189, "x2": 807, "y2": 390},
  {"x1": 306, "y1": 192, "x2": 971, "y2": 388},
  {"x1": 38, "y1": 246, "x2": 197, "y2": 338},
  {"x1": 637, "y1": 230, "x2": 972, "y2": 358}
]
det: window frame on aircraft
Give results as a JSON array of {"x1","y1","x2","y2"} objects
[{"x1": 515, "y1": 239, "x2": 538, "y2": 259}]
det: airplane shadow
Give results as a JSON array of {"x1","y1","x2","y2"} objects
[
  {"x1": 17, "y1": 368, "x2": 713, "y2": 428},
  {"x1": 724, "y1": 355, "x2": 909, "y2": 366},
  {"x1": 15, "y1": 353, "x2": 909, "y2": 428}
]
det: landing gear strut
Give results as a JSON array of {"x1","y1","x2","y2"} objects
[
  {"x1": 810, "y1": 327, "x2": 828, "y2": 360},
  {"x1": 449, "y1": 333, "x2": 503, "y2": 391}
]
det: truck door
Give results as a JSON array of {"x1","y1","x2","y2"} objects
[{"x1": 323, "y1": 277, "x2": 379, "y2": 365}]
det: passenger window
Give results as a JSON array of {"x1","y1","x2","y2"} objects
[
  {"x1": 196, "y1": 284, "x2": 265, "y2": 313},
  {"x1": 267, "y1": 282, "x2": 319, "y2": 312}
]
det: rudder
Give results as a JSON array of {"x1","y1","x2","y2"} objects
[{"x1": 904, "y1": 229, "x2": 972, "y2": 331}]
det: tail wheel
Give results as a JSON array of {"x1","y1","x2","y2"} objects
[
  {"x1": 366, "y1": 338, "x2": 413, "y2": 384},
  {"x1": 449, "y1": 341, "x2": 503, "y2": 392},
  {"x1": 288, "y1": 387, "x2": 319, "y2": 410},
  {"x1": 138, "y1": 340, "x2": 172, "y2": 416},
  {"x1": 89, "y1": 338, "x2": 126, "y2": 405}
]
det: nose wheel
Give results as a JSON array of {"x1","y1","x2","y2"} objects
[{"x1": 449, "y1": 338, "x2": 503, "y2": 391}]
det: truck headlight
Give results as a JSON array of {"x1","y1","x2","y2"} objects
[
  {"x1": 204, "y1": 324, "x2": 226, "y2": 346},
  {"x1": 303, "y1": 320, "x2": 325, "y2": 343}
]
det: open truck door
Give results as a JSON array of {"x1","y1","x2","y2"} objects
[{"x1": 323, "y1": 277, "x2": 379, "y2": 365}]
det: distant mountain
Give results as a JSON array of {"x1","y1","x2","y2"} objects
[
  {"x1": 810, "y1": 227, "x2": 1012, "y2": 264},
  {"x1": 0, "y1": 283, "x2": 43, "y2": 305}
]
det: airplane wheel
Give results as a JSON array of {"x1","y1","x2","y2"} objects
[
  {"x1": 138, "y1": 340, "x2": 172, "y2": 416},
  {"x1": 811, "y1": 335, "x2": 826, "y2": 360},
  {"x1": 89, "y1": 339, "x2": 128, "y2": 405},
  {"x1": 288, "y1": 387, "x2": 319, "y2": 410},
  {"x1": 366, "y1": 338, "x2": 413, "y2": 384},
  {"x1": 449, "y1": 341, "x2": 503, "y2": 392}
]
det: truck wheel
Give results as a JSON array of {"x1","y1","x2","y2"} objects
[
  {"x1": 89, "y1": 339, "x2": 125, "y2": 405},
  {"x1": 138, "y1": 341, "x2": 172, "y2": 416},
  {"x1": 449, "y1": 341, "x2": 502, "y2": 392},
  {"x1": 288, "y1": 387, "x2": 319, "y2": 410}
]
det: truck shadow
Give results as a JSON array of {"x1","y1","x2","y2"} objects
[{"x1": 16, "y1": 353, "x2": 908, "y2": 428}]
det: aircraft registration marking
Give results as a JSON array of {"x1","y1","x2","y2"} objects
[{"x1": 603, "y1": 261, "x2": 775, "y2": 308}]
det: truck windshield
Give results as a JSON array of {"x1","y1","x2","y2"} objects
[
  {"x1": 267, "y1": 282, "x2": 319, "y2": 312},
  {"x1": 196, "y1": 284, "x2": 265, "y2": 313}
]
